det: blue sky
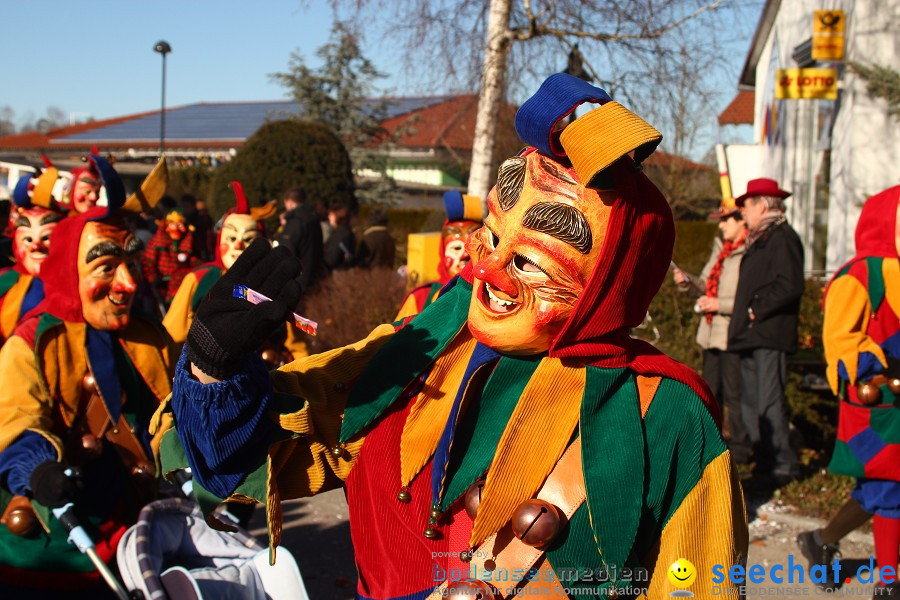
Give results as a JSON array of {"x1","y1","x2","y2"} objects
[
  {"x1": 3, "y1": 1, "x2": 373, "y2": 126},
  {"x1": 3, "y1": 0, "x2": 760, "y2": 155}
]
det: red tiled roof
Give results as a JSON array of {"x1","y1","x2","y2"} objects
[
  {"x1": 718, "y1": 90, "x2": 754, "y2": 125},
  {"x1": 643, "y1": 150, "x2": 711, "y2": 171}
]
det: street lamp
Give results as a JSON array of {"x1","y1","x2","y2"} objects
[{"x1": 153, "y1": 40, "x2": 171, "y2": 157}]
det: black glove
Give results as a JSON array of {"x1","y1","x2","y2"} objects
[
  {"x1": 30, "y1": 461, "x2": 81, "y2": 508},
  {"x1": 187, "y1": 238, "x2": 303, "y2": 379}
]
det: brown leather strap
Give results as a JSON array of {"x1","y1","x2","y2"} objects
[{"x1": 81, "y1": 392, "x2": 155, "y2": 477}]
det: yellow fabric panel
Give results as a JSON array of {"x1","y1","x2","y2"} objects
[
  {"x1": 471, "y1": 359, "x2": 585, "y2": 546},
  {"x1": 265, "y1": 323, "x2": 397, "y2": 501},
  {"x1": 641, "y1": 452, "x2": 748, "y2": 600},
  {"x1": 38, "y1": 321, "x2": 89, "y2": 428},
  {"x1": 884, "y1": 258, "x2": 900, "y2": 320},
  {"x1": 0, "y1": 335, "x2": 64, "y2": 458},
  {"x1": 163, "y1": 270, "x2": 199, "y2": 344},
  {"x1": 394, "y1": 292, "x2": 421, "y2": 322},
  {"x1": 399, "y1": 329, "x2": 478, "y2": 487},
  {"x1": 823, "y1": 274, "x2": 887, "y2": 393},
  {"x1": 0, "y1": 274, "x2": 32, "y2": 341},
  {"x1": 119, "y1": 318, "x2": 175, "y2": 404}
]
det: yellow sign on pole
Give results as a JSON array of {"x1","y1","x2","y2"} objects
[
  {"x1": 776, "y1": 68, "x2": 838, "y2": 100},
  {"x1": 812, "y1": 10, "x2": 845, "y2": 60}
]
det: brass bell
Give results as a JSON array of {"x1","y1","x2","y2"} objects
[
  {"x1": 81, "y1": 433, "x2": 103, "y2": 460},
  {"x1": 459, "y1": 548, "x2": 474, "y2": 563},
  {"x1": 888, "y1": 378, "x2": 900, "y2": 396},
  {"x1": 857, "y1": 381, "x2": 882, "y2": 406},
  {"x1": 445, "y1": 579, "x2": 495, "y2": 600},
  {"x1": 260, "y1": 349, "x2": 280, "y2": 369},
  {"x1": 511, "y1": 498, "x2": 561, "y2": 548},
  {"x1": 81, "y1": 373, "x2": 98, "y2": 394},
  {"x1": 423, "y1": 526, "x2": 440, "y2": 540},
  {"x1": 397, "y1": 488, "x2": 412, "y2": 503},
  {"x1": 5, "y1": 506, "x2": 38, "y2": 537},
  {"x1": 430, "y1": 506, "x2": 443, "y2": 521},
  {"x1": 464, "y1": 480, "x2": 485, "y2": 520},
  {"x1": 331, "y1": 444, "x2": 344, "y2": 458}
]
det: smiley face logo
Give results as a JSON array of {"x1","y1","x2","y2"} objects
[{"x1": 668, "y1": 558, "x2": 697, "y2": 588}]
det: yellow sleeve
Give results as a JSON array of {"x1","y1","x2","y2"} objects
[
  {"x1": 823, "y1": 275, "x2": 887, "y2": 394},
  {"x1": 0, "y1": 275, "x2": 31, "y2": 341},
  {"x1": 0, "y1": 335, "x2": 64, "y2": 459},
  {"x1": 642, "y1": 452, "x2": 748, "y2": 599},
  {"x1": 283, "y1": 325, "x2": 310, "y2": 361},
  {"x1": 163, "y1": 271, "x2": 199, "y2": 344}
]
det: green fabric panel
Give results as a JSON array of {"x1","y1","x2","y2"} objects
[
  {"x1": 545, "y1": 503, "x2": 626, "y2": 595},
  {"x1": 340, "y1": 278, "x2": 472, "y2": 443},
  {"x1": 867, "y1": 257, "x2": 885, "y2": 311},
  {"x1": 0, "y1": 269, "x2": 20, "y2": 297},
  {"x1": 439, "y1": 354, "x2": 543, "y2": 510},
  {"x1": 829, "y1": 439, "x2": 865, "y2": 478},
  {"x1": 631, "y1": 378, "x2": 726, "y2": 561},
  {"x1": 191, "y1": 266, "x2": 223, "y2": 312},
  {"x1": 580, "y1": 367, "x2": 643, "y2": 578},
  {"x1": 835, "y1": 262, "x2": 853, "y2": 278},
  {"x1": 34, "y1": 313, "x2": 63, "y2": 342},
  {"x1": 869, "y1": 401, "x2": 900, "y2": 443},
  {"x1": 159, "y1": 427, "x2": 190, "y2": 475}
]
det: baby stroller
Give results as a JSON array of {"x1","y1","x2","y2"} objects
[{"x1": 116, "y1": 496, "x2": 309, "y2": 600}]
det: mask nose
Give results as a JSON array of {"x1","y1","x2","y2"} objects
[
  {"x1": 472, "y1": 249, "x2": 518, "y2": 298},
  {"x1": 112, "y1": 263, "x2": 137, "y2": 294}
]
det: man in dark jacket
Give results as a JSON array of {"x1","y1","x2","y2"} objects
[
  {"x1": 322, "y1": 201, "x2": 355, "y2": 270},
  {"x1": 728, "y1": 178, "x2": 805, "y2": 486},
  {"x1": 274, "y1": 188, "x2": 324, "y2": 290}
]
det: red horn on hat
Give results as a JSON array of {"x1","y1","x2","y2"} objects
[
  {"x1": 40, "y1": 155, "x2": 54, "y2": 168},
  {"x1": 230, "y1": 181, "x2": 249, "y2": 214}
]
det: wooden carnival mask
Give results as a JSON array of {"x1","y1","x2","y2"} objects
[{"x1": 466, "y1": 151, "x2": 613, "y2": 354}]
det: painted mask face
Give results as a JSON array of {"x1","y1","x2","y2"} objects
[
  {"x1": 71, "y1": 172, "x2": 102, "y2": 213},
  {"x1": 442, "y1": 220, "x2": 481, "y2": 278},
  {"x1": 165, "y1": 212, "x2": 188, "y2": 241},
  {"x1": 12, "y1": 207, "x2": 61, "y2": 276},
  {"x1": 220, "y1": 213, "x2": 264, "y2": 270},
  {"x1": 78, "y1": 220, "x2": 143, "y2": 331},
  {"x1": 466, "y1": 153, "x2": 612, "y2": 354}
]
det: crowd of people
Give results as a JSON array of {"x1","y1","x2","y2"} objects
[{"x1": 0, "y1": 72, "x2": 896, "y2": 599}]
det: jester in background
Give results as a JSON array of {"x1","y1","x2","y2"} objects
[
  {"x1": 63, "y1": 154, "x2": 104, "y2": 214},
  {"x1": 142, "y1": 208, "x2": 201, "y2": 306},
  {"x1": 157, "y1": 74, "x2": 745, "y2": 599},
  {"x1": 395, "y1": 190, "x2": 483, "y2": 320},
  {"x1": 816, "y1": 185, "x2": 900, "y2": 595},
  {"x1": 0, "y1": 157, "x2": 172, "y2": 595},
  {"x1": 163, "y1": 182, "x2": 307, "y2": 365},
  {"x1": 0, "y1": 159, "x2": 64, "y2": 344}
]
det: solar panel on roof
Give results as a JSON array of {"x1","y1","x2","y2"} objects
[{"x1": 54, "y1": 97, "x2": 451, "y2": 143}]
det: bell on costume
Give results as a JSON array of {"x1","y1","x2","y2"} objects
[{"x1": 511, "y1": 498, "x2": 562, "y2": 548}]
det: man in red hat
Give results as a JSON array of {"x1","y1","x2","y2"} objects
[{"x1": 728, "y1": 177, "x2": 804, "y2": 486}]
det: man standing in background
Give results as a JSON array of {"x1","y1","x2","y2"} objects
[
  {"x1": 728, "y1": 178, "x2": 805, "y2": 487},
  {"x1": 275, "y1": 188, "x2": 324, "y2": 290}
]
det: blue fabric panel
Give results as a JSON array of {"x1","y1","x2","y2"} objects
[
  {"x1": 0, "y1": 431, "x2": 56, "y2": 495},
  {"x1": 19, "y1": 277, "x2": 44, "y2": 320},
  {"x1": 170, "y1": 348, "x2": 276, "y2": 499},
  {"x1": 838, "y1": 352, "x2": 886, "y2": 383},
  {"x1": 85, "y1": 327, "x2": 123, "y2": 421},
  {"x1": 430, "y1": 342, "x2": 499, "y2": 505},
  {"x1": 883, "y1": 329, "x2": 900, "y2": 360},
  {"x1": 848, "y1": 427, "x2": 886, "y2": 465},
  {"x1": 514, "y1": 73, "x2": 612, "y2": 158},
  {"x1": 85, "y1": 154, "x2": 125, "y2": 217},
  {"x1": 12, "y1": 174, "x2": 34, "y2": 207},
  {"x1": 852, "y1": 478, "x2": 900, "y2": 518}
]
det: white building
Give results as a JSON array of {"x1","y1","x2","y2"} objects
[{"x1": 719, "y1": 0, "x2": 899, "y2": 275}]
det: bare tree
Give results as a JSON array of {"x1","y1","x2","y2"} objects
[
  {"x1": 326, "y1": 0, "x2": 748, "y2": 201},
  {"x1": 0, "y1": 106, "x2": 15, "y2": 136}
]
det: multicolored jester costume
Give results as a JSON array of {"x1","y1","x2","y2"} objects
[
  {"x1": 824, "y1": 185, "x2": 900, "y2": 582},
  {"x1": 157, "y1": 74, "x2": 747, "y2": 600},
  {"x1": 0, "y1": 157, "x2": 173, "y2": 593},
  {"x1": 396, "y1": 190, "x2": 484, "y2": 320},
  {"x1": 0, "y1": 158, "x2": 65, "y2": 343}
]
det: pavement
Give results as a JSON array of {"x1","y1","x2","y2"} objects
[{"x1": 250, "y1": 488, "x2": 883, "y2": 599}]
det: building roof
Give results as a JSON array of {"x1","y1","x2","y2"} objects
[
  {"x1": 739, "y1": 0, "x2": 781, "y2": 88},
  {"x1": 643, "y1": 150, "x2": 711, "y2": 172},
  {"x1": 718, "y1": 90, "x2": 755, "y2": 125},
  {"x1": 0, "y1": 96, "x2": 453, "y2": 152}
]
